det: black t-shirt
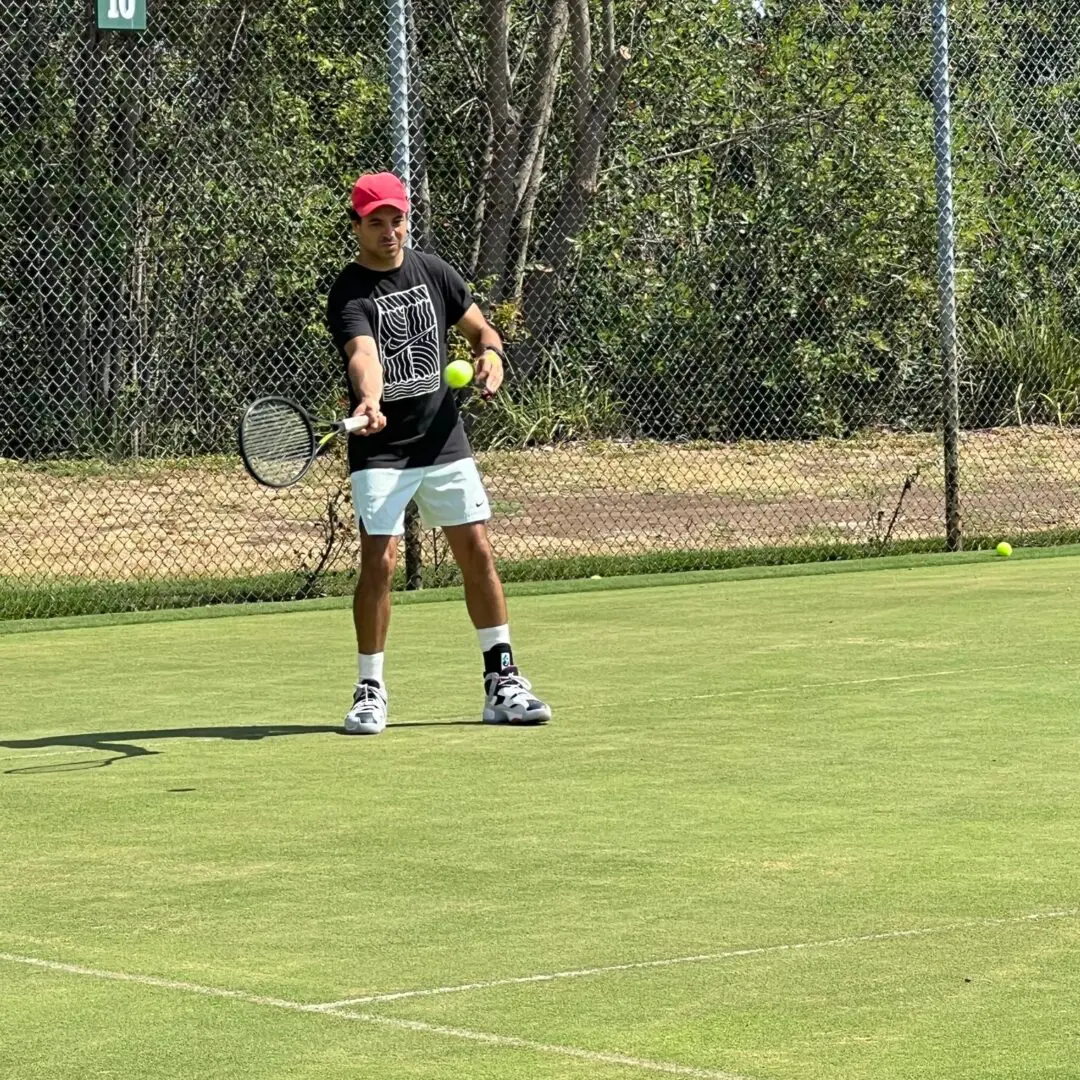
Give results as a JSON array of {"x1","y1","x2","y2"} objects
[{"x1": 326, "y1": 249, "x2": 473, "y2": 471}]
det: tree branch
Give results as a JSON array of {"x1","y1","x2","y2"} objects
[
  {"x1": 484, "y1": 0, "x2": 512, "y2": 118},
  {"x1": 572, "y1": 45, "x2": 630, "y2": 192},
  {"x1": 596, "y1": 45, "x2": 630, "y2": 132},
  {"x1": 567, "y1": 0, "x2": 592, "y2": 142},
  {"x1": 521, "y1": 42, "x2": 630, "y2": 364},
  {"x1": 511, "y1": 138, "x2": 550, "y2": 300},
  {"x1": 470, "y1": 121, "x2": 496, "y2": 276},
  {"x1": 511, "y1": 8, "x2": 542, "y2": 88},
  {"x1": 443, "y1": 2, "x2": 486, "y2": 102},
  {"x1": 603, "y1": 0, "x2": 616, "y2": 59},
  {"x1": 476, "y1": 0, "x2": 519, "y2": 283},
  {"x1": 513, "y1": 0, "x2": 569, "y2": 209}
]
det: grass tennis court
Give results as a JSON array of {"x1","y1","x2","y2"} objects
[{"x1": 4, "y1": 554, "x2": 1080, "y2": 1079}]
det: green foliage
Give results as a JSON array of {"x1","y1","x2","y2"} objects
[
  {"x1": 4, "y1": 0, "x2": 1080, "y2": 459},
  {"x1": 563, "y1": 0, "x2": 942, "y2": 440},
  {"x1": 1, "y1": 0, "x2": 385, "y2": 459},
  {"x1": 464, "y1": 354, "x2": 627, "y2": 450},
  {"x1": 963, "y1": 307, "x2": 1080, "y2": 426},
  {"x1": 0, "y1": 569, "x2": 354, "y2": 621}
]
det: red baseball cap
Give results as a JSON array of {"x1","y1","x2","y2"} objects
[{"x1": 351, "y1": 172, "x2": 410, "y2": 218}]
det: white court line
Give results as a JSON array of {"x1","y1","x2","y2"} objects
[
  {"x1": 2, "y1": 664, "x2": 1052, "y2": 756},
  {"x1": 0, "y1": 747, "x2": 101, "y2": 763},
  {"x1": 403, "y1": 662, "x2": 1052, "y2": 727},
  {"x1": 603, "y1": 664, "x2": 1029, "y2": 707},
  {"x1": 583, "y1": 665, "x2": 1019, "y2": 708},
  {"x1": 314, "y1": 908, "x2": 1079, "y2": 1009},
  {"x1": 0, "y1": 951, "x2": 749, "y2": 1080},
  {"x1": 3, "y1": 911, "x2": 1076, "y2": 1078},
  {"x1": 613, "y1": 660, "x2": 1072, "y2": 707}
]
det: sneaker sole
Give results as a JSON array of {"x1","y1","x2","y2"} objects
[
  {"x1": 343, "y1": 719, "x2": 386, "y2": 735},
  {"x1": 482, "y1": 711, "x2": 551, "y2": 726}
]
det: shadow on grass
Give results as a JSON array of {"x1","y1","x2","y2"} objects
[
  {"x1": 0, "y1": 720, "x2": 490, "y2": 774},
  {"x1": 0, "y1": 724, "x2": 338, "y2": 775}
]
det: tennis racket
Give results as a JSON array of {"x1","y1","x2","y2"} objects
[{"x1": 238, "y1": 396, "x2": 369, "y2": 488}]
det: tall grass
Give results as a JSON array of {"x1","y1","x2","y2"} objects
[
  {"x1": 963, "y1": 309, "x2": 1080, "y2": 427},
  {"x1": 466, "y1": 355, "x2": 627, "y2": 450}
]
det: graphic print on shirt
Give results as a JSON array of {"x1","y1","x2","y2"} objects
[{"x1": 374, "y1": 285, "x2": 441, "y2": 401}]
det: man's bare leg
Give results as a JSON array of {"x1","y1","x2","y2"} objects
[
  {"x1": 345, "y1": 529, "x2": 399, "y2": 734},
  {"x1": 444, "y1": 522, "x2": 550, "y2": 725},
  {"x1": 353, "y1": 531, "x2": 399, "y2": 654},
  {"x1": 443, "y1": 522, "x2": 506, "y2": 631}
]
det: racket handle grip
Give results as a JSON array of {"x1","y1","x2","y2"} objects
[{"x1": 340, "y1": 415, "x2": 371, "y2": 434}]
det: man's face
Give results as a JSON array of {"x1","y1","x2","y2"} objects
[{"x1": 354, "y1": 207, "x2": 408, "y2": 260}]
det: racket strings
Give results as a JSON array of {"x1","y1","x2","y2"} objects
[{"x1": 241, "y1": 402, "x2": 315, "y2": 486}]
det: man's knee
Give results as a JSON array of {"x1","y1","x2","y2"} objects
[
  {"x1": 359, "y1": 537, "x2": 399, "y2": 587},
  {"x1": 448, "y1": 525, "x2": 497, "y2": 579}
]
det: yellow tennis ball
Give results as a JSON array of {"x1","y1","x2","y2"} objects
[
  {"x1": 996, "y1": 541, "x2": 1013, "y2": 557},
  {"x1": 445, "y1": 359, "x2": 474, "y2": 389}
]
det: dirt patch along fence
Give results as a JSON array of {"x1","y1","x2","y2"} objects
[{"x1": 4, "y1": 427, "x2": 1080, "y2": 617}]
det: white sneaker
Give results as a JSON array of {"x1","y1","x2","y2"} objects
[
  {"x1": 483, "y1": 667, "x2": 551, "y2": 725},
  {"x1": 345, "y1": 680, "x2": 388, "y2": 734}
]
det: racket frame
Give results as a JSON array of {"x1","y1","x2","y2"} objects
[{"x1": 238, "y1": 395, "x2": 369, "y2": 489}]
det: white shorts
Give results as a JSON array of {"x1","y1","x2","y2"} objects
[{"x1": 350, "y1": 458, "x2": 492, "y2": 536}]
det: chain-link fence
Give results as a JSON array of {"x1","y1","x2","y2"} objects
[{"x1": 2, "y1": 0, "x2": 1079, "y2": 620}]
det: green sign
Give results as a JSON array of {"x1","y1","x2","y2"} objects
[{"x1": 97, "y1": 0, "x2": 146, "y2": 31}]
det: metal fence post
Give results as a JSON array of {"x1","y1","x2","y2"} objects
[
  {"x1": 387, "y1": 0, "x2": 423, "y2": 588},
  {"x1": 932, "y1": 0, "x2": 962, "y2": 552},
  {"x1": 387, "y1": 0, "x2": 411, "y2": 188}
]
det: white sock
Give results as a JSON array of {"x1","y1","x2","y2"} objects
[
  {"x1": 358, "y1": 652, "x2": 385, "y2": 687},
  {"x1": 477, "y1": 624, "x2": 510, "y2": 653}
]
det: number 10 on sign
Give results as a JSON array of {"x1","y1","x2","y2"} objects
[{"x1": 97, "y1": 0, "x2": 147, "y2": 30}]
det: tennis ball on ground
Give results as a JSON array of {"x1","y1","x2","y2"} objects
[
  {"x1": 996, "y1": 541, "x2": 1013, "y2": 557},
  {"x1": 445, "y1": 359, "x2": 474, "y2": 389}
]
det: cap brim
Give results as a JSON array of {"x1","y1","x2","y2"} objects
[{"x1": 353, "y1": 198, "x2": 410, "y2": 217}]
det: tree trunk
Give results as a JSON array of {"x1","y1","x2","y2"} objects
[
  {"x1": 545, "y1": 45, "x2": 630, "y2": 279},
  {"x1": 501, "y1": 0, "x2": 569, "y2": 303},
  {"x1": 475, "y1": 0, "x2": 519, "y2": 288},
  {"x1": 13, "y1": 3, "x2": 61, "y2": 456},
  {"x1": 70, "y1": 3, "x2": 104, "y2": 451},
  {"x1": 519, "y1": 33, "x2": 630, "y2": 373}
]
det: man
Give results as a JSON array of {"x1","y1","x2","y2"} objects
[{"x1": 326, "y1": 171, "x2": 552, "y2": 735}]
